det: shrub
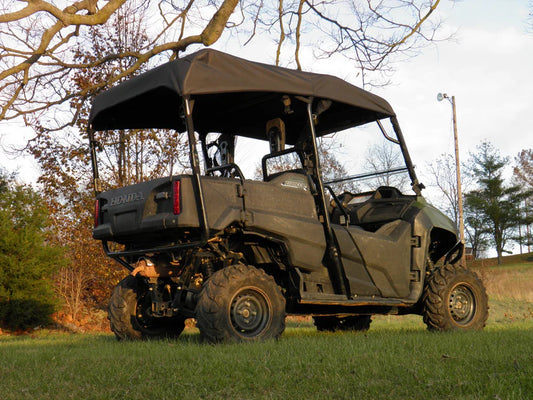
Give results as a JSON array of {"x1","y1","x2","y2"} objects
[{"x1": 0, "y1": 175, "x2": 62, "y2": 330}]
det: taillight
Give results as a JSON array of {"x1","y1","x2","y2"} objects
[
  {"x1": 94, "y1": 199, "x2": 100, "y2": 227},
  {"x1": 173, "y1": 180, "x2": 181, "y2": 215}
]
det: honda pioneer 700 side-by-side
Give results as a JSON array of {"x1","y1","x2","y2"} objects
[{"x1": 87, "y1": 49, "x2": 488, "y2": 342}]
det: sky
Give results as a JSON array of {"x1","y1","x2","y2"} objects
[
  {"x1": 1, "y1": 0, "x2": 532, "y2": 187},
  {"x1": 222, "y1": 0, "x2": 533, "y2": 204},
  {"x1": 376, "y1": 0, "x2": 533, "y2": 177}
]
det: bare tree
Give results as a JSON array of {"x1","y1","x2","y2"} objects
[
  {"x1": 426, "y1": 153, "x2": 490, "y2": 258},
  {"x1": 1, "y1": 0, "x2": 446, "y2": 131},
  {"x1": 0, "y1": 0, "x2": 239, "y2": 127},
  {"x1": 427, "y1": 153, "x2": 460, "y2": 225},
  {"x1": 513, "y1": 149, "x2": 533, "y2": 189},
  {"x1": 56, "y1": 259, "x2": 88, "y2": 323},
  {"x1": 513, "y1": 149, "x2": 533, "y2": 252},
  {"x1": 364, "y1": 140, "x2": 409, "y2": 191},
  {"x1": 252, "y1": 136, "x2": 359, "y2": 198}
]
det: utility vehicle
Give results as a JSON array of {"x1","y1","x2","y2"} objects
[{"x1": 88, "y1": 49, "x2": 488, "y2": 342}]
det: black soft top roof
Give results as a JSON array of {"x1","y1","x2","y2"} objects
[{"x1": 88, "y1": 49, "x2": 395, "y2": 144}]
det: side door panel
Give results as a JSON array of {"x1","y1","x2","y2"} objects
[
  {"x1": 334, "y1": 220, "x2": 412, "y2": 299},
  {"x1": 332, "y1": 226, "x2": 380, "y2": 297}
]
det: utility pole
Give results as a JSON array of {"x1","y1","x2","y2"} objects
[
  {"x1": 526, "y1": 199, "x2": 531, "y2": 253},
  {"x1": 438, "y1": 93, "x2": 466, "y2": 266}
]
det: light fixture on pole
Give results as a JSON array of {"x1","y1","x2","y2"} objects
[{"x1": 438, "y1": 92, "x2": 466, "y2": 265}]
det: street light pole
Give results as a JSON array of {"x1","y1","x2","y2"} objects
[{"x1": 438, "y1": 93, "x2": 466, "y2": 266}]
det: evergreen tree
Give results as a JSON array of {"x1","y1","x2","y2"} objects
[
  {"x1": 464, "y1": 142, "x2": 530, "y2": 264},
  {"x1": 0, "y1": 175, "x2": 62, "y2": 330}
]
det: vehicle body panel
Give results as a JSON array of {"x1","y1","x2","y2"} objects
[{"x1": 88, "y1": 49, "x2": 461, "y2": 323}]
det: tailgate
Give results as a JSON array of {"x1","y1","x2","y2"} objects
[{"x1": 93, "y1": 175, "x2": 243, "y2": 243}]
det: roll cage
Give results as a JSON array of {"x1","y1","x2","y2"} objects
[{"x1": 87, "y1": 49, "x2": 424, "y2": 287}]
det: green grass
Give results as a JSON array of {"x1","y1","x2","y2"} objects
[
  {"x1": 1, "y1": 316, "x2": 533, "y2": 400},
  {"x1": 1, "y1": 255, "x2": 532, "y2": 399}
]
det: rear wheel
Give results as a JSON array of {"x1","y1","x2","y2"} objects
[
  {"x1": 423, "y1": 264, "x2": 488, "y2": 331},
  {"x1": 313, "y1": 315, "x2": 372, "y2": 332},
  {"x1": 108, "y1": 275, "x2": 186, "y2": 340},
  {"x1": 195, "y1": 264, "x2": 286, "y2": 343}
]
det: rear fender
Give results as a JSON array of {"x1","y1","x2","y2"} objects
[{"x1": 239, "y1": 232, "x2": 291, "y2": 268}]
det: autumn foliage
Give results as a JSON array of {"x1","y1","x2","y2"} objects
[{"x1": 22, "y1": 6, "x2": 192, "y2": 327}]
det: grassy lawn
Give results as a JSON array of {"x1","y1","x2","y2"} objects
[
  {"x1": 1, "y1": 258, "x2": 532, "y2": 400},
  {"x1": 1, "y1": 303, "x2": 532, "y2": 400}
]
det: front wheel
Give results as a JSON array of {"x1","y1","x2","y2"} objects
[
  {"x1": 195, "y1": 264, "x2": 286, "y2": 343},
  {"x1": 108, "y1": 275, "x2": 186, "y2": 340},
  {"x1": 422, "y1": 264, "x2": 488, "y2": 331}
]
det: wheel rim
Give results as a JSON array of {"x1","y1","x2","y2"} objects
[
  {"x1": 449, "y1": 284, "x2": 476, "y2": 325},
  {"x1": 136, "y1": 293, "x2": 158, "y2": 330},
  {"x1": 230, "y1": 287, "x2": 271, "y2": 338}
]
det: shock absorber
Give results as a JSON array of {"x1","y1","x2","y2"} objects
[{"x1": 201, "y1": 257, "x2": 215, "y2": 279}]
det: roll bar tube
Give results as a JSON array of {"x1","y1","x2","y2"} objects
[
  {"x1": 389, "y1": 116, "x2": 425, "y2": 195},
  {"x1": 87, "y1": 98, "x2": 210, "y2": 265},
  {"x1": 376, "y1": 119, "x2": 400, "y2": 145},
  {"x1": 88, "y1": 127, "x2": 102, "y2": 195},
  {"x1": 304, "y1": 98, "x2": 350, "y2": 297},
  {"x1": 325, "y1": 167, "x2": 409, "y2": 186},
  {"x1": 183, "y1": 97, "x2": 210, "y2": 245}
]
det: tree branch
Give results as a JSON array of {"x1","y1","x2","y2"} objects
[
  {"x1": 200, "y1": 0, "x2": 239, "y2": 45},
  {"x1": 294, "y1": 0, "x2": 305, "y2": 70},
  {"x1": 0, "y1": 0, "x2": 446, "y2": 127}
]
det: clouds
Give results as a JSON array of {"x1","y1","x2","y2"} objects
[
  {"x1": 375, "y1": 22, "x2": 533, "y2": 174},
  {"x1": 240, "y1": 1, "x2": 533, "y2": 178},
  {"x1": 2, "y1": 0, "x2": 531, "y2": 185}
]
